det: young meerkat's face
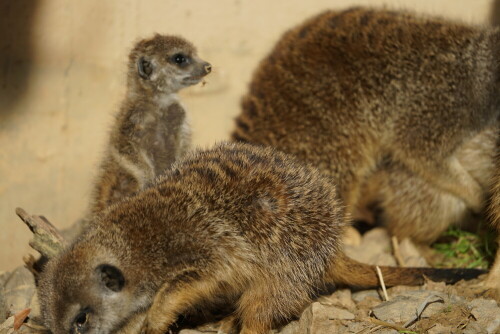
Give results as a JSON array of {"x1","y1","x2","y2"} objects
[{"x1": 131, "y1": 34, "x2": 211, "y2": 94}]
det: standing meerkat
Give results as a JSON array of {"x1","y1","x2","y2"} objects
[
  {"x1": 90, "y1": 34, "x2": 211, "y2": 216},
  {"x1": 232, "y1": 7, "x2": 500, "y2": 289},
  {"x1": 38, "y1": 143, "x2": 483, "y2": 334}
]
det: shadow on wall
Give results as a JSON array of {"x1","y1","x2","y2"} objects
[
  {"x1": 0, "y1": 0, "x2": 40, "y2": 116},
  {"x1": 491, "y1": 0, "x2": 500, "y2": 25}
]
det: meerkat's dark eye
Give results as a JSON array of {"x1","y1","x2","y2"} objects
[
  {"x1": 72, "y1": 310, "x2": 89, "y2": 332},
  {"x1": 171, "y1": 53, "x2": 189, "y2": 66},
  {"x1": 75, "y1": 312, "x2": 87, "y2": 327}
]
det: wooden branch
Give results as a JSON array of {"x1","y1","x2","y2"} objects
[{"x1": 15, "y1": 207, "x2": 67, "y2": 259}]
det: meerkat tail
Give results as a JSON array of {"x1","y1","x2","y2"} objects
[{"x1": 326, "y1": 253, "x2": 486, "y2": 288}]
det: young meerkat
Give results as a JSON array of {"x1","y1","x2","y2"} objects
[
  {"x1": 232, "y1": 7, "x2": 500, "y2": 289},
  {"x1": 38, "y1": 143, "x2": 483, "y2": 334},
  {"x1": 90, "y1": 34, "x2": 211, "y2": 216}
]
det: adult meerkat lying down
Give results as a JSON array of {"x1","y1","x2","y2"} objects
[{"x1": 38, "y1": 143, "x2": 484, "y2": 334}]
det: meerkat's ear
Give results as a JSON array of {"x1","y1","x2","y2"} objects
[
  {"x1": 137, "y1": 57, "x2": 153, "y2": 79},
  {"x1": 96, "y1": 264, "x2": 125, "y2": 292}
]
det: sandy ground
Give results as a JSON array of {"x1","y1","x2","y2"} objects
[{"x1": 0, "y1": 0, "x2": 496, "y2": 271}]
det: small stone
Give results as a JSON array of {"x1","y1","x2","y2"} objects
[
  {"x1": 278, "y1": 320, "x2": 299, "y2": 334},
  {"x1": 463, "y1": 322, "x2": 488, "y2": 334},
  {"x1": 3, "y1": 267, "x2": 34, "y2": 292},
  {"x1": 2, "y1": 267, "x2": 35, "y2": 316},
  {"x1": 362, "y1": 228, "x2": 392, "y2": 249},
  {"x1": 345, "y1": 322, "x2": 369, "y2": 333},
  {"x1": 468, "y1": 299, "x2": 500, "y2": 334},
  {"x1": 352, "y1": 290, "x2": 381, "y2": 303},
  {"x1": 0, "y1": 316, "x2": 14, "y2": 334},
  {"x1": 297, "y1": 302, "x2": 348, "y2": 334},
  {"x1": 343, "y1": 226, "x2": 362, "y2": 246},
  {"x1": 318, "y1": 289, "x2": 356, "y2": 311},
  {"x1": 374, "y1": 330, "x2": 398, "y2": 334},
  {"x1": 371, "y1": 290, "x2": 447, "y2": 323},
  {"x1": 398, "y1": 238, "x2": 428, "y2": 267},
  {"x1": 345, "y1": 228, "x2": 397, "y2": 266},
  {"x1": 328, "y1": 306, "x2": 355, "y2": 320},
  {"x1": 427, "y1": 323, "x2": 452, "y2": 334}
]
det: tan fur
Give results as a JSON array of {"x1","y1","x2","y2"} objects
[
  {"x1": 38, "y1": 143, "x2": 483, "y2": 334},
  {"x1": 355, "y1": 126, "x2": 496, "y2": 243},
  {"x1": 486, "y1": 133, "x2": 500, "y2": 288},
  {"x1": 90, "y1": 34, "x2": 211, "y2": 216},
  {"x1": 232, "y1": 7, "x2": 500, "y2": 289}
]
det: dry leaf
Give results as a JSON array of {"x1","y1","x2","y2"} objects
[{"x1": 13, "y1": 308, "x2": 31, "y2": 331}]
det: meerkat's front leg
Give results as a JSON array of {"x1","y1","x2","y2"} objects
[
  {"x1": 217, "y1": 314, "x2": 239, "y2": 334},
  {"x1": 140, "y1": 272, "x2": 222, "y2": 334},
  {"x1": 115, "y1": 312, "x2": 147, "y2": 334}
]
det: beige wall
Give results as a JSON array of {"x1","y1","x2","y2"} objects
[{"x1": 0, "y1": 0, "x2": 494, "y2": 271}]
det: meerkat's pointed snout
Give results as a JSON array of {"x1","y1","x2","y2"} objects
[{"x1": 204, "y1": 62, "x2": 212, "y2": 74}]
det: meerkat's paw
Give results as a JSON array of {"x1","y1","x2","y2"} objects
[
  {"x1": 115, "y1": 312, "x2": 147, "y2": 334},
  {"x1": 468, "y1": 279, "x2": 500, "y2": 302},
  {"x1": 217, "y1": 314, "x2": 239, "y2": 334},
  {"x1": 477, "y1": 251, "x2": 500, "y2": 301},
  {"x1": 482, "y1": 273, "x2": 500, "y2": 301},
  {"x1": 139, "y1": 318, "x2": 152, "y2": 334},
  {"x1": 468, "y1": 285, "x2": 500, "y2": 301}
]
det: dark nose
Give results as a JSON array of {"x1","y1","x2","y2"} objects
[{"x1": 204, "y1": 62, "x2": 212, "y2": 74}]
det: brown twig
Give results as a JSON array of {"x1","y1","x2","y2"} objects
[{"x1": 16, "y1": 207, "x2": 67, "y2": 259}]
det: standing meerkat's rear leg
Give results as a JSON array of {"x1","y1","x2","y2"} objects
[
  {"x1": 402, "y1": 154, "x2": 485, "y2": 213},
  {"x1": 485, "y1": 149, "x2": 500, "y2": 293},
  {"x1": 484, "y1": 243, "x2": 500, "y2": 291}
]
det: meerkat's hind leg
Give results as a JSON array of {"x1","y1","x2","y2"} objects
[
  {"x1": 409, "y1": 155, "x2": 484, "y2": 213},
  {"x1": 236, "y1": 278, "x2": 311, "y2": 334}
]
